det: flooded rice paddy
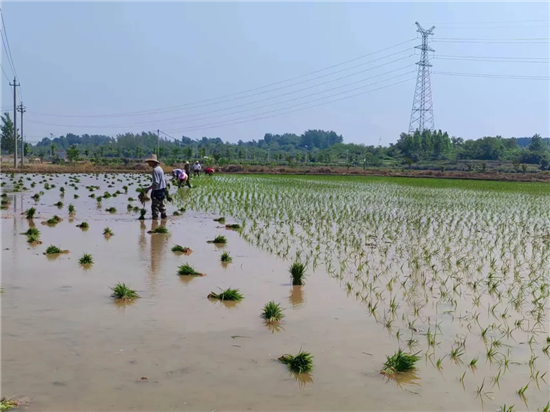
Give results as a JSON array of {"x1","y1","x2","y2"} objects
[{"x1": 2, "y1": 172, "x2": 550, "y2": 411}]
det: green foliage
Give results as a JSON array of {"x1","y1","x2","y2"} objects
[
  {"x1": 278, "y1": 350, "x2": 313, "y2": 373},
  {"x1": 262, "y1": 301, "x2": 284, "y2": 322},
  {"x1": 79, "y1": 253, "x2": 94, "y2": 265},
  {"x1": 103, "y1": 227, "x2": 114, "y2": 236},
  {"x1": 23, "y1": 227, "x2": 40, "y2": 237},
  {"x1": 381, "y1": 349, "x2": 420, "y2": 375},
  {"x1": 0, "y1": 397, "x2": 19, "y2": 411},
  {"x1": 68, "y1": 204, "x2": 76, "y2": 214},
  {"x1": 177, "y1": 264, "x2": 202, "y2": 276},
  {"x1": 1, "y1": 112, "x2": 20, "y2": 154},
  {"x1": 221, "y1": 252, "x2": 232, "y2": 262},
  {"x1": 148, "y1": 226, "x2": 168, "y2": 234},
  {"x1": 66, "y1": 144, "x2": 80, "y2": 163},
  {"x1": 171, "y1": 245, "x2": 191, "y2": 253},
  {"x1": 110, "y1": 283, "x2": 139, "y2": 301},
  {"x1": 45, "y1": 245, "x2": 67, "y2": 255},
  {"x1": 208, "y1": 288, "x2": 243, "y2": 301},
  {"x1": 290, "y1": 262, "x2": 306, "y2": 286},
  {"x1": 208, "y1": 235, "x2": 227, "y2": 244},
  {"x1": 24, "y1": 207, "x2": 36, "y2": 219},
  {"x1": 76, "y1": 222, "x2": 89, "y2": 229}
]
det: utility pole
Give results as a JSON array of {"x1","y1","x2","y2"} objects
[
  {"x1": 10, "y1": 77, "x2": 19, "y2": 167},
  {"x1": 17, "y1": 102, "x2": 26, "y2": 167},
  {"x1": 408, "y1": 22, "x2": 435, "y2": 134},
  {"x1": 157, "y1": 129, "x2": 160, "y2": 157}
]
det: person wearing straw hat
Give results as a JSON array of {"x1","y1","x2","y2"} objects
[{"x1": 143, "y1": 154, "x2": 167, "y2": 220}]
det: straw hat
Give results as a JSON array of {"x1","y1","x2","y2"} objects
[
  {"x1": 145, "y1": 154, "x2": 160, "y2": 164},
  {"x1": 185, "y1": 161, "x2": 190, "y2": 165}
]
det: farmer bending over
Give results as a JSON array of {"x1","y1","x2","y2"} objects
[
  {"x1": 144, "y1": 154, "x2": 167, "y2": 220},
  {"x1": 172, "y1": 168, "x2": 191, "y2": 189}
]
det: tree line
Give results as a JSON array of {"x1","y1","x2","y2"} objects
[{"x1": 1, "y1": 111, "x2": 548, "y2": 169}]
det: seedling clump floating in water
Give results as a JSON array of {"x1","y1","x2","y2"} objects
[
  {"x1": 68, "y1": 204, "x2": 76, "y2": 215},
  {"x1": 0, "y1": 397, "x2": 19, "y2": 411},
  {"x1": 54, "y1": 201, "x2": 64, "y2": 208},
  {"x1": 221, "y1": 252, "x2": 232, "y2": 263},
  {"x1": 262, "y1": 301, "x2": 284, "y2": 322},
  {"x1": 105, "y1": 207, "x2": 117, "y2": 213},
  {"x1": 214, "y1": 217, "x2": 226, "y2": 224},
  {"x1": 278, "y1": 350, "x2": 313, "y2": 373},
  {"x1": 207, "y1": 235, "x2": 227, "y2": 244},
  {"x1": 103, "y1": 227, "x2": 114, "y2": 237},
  {"x1": 76, "y1": 222, "x2": 89, "y2": 229},
  {"x1": 110, "y1": 283, "x2": 139, "y2": 301},
  {"x1": 290, "y1": 262, "x2": 306, "y2": 286},
  {"x1": 44, "y1": 245, "x2": 69, "y2": 255},
  {"x1": 225, "y1": 223, "x2": 241, "y2": 230},
  {"x1": 24, "y1": 207, "x2": 36, "y2": 219},
  {"x1": 148, "y1": 226, "x2": 169, "y2": 234},
  {"x1": 381, "y1": 349, "x2": 420, "y2": 375},
  {"x1": 177, "y1": 264, "x2": 204, "y2": 276},
  {"x1": 207, "y1": 288, "x2": 243, "y2": 301},
  {"x1": 138, "y1": 208, "x2": 146, "y2": 220},
  {"x1": 171, "y1": 245, "x2": 192, "y2": 254},
  {"x1": 79, "y1": 253, "x2": 94, "y2": 265}
]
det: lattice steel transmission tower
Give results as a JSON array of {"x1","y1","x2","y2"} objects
[{"x1": 408, "y1": 22, "x2": 435, "y2": 134}]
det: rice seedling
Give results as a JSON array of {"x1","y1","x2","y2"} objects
[
  {"x1": 54, "y1": 201, "x2": 63, "y2": 208},
  {"x1": 76, "y1": 222, "x2": 89, "y2": 229},
  {"x1": 177, "y1": 264, "x2": 204, "y2": 276},
  {"x1": 0, "y1": 397, "x2": 19, "y2": 411},
  {"x1": 207, "y1": 288, "x2": 243, "y2": 301},
  {"x1": 148, "y1": 226, "x2": 169, "y2": 234},
  {"x1": 517, "y1": 382, "x2": 529, "y2": 398},
  {"x1": 380, "y1": 349, "x2": 420, "y2": 375},
  {"x1": 172, "y1": 245, "x2": 192, "y2": 254},
  {"x1": 79, "y1": 253, "x2": 94, "y2": 265},
  {"x1": 44, "y1": 245, "x2": 69, "y2": 255},
  {"x1": 214, "y1": 217, "x2": 226, "y2": 223},
  {"x1": 105, "y1": 207, "x2": 117, "y2": 213},
  {"x1": 110, "y1": 283, "x2": 139, "y2": 301},
  {"x1": 138, "y1": 208, "x2": 146, "y2": 220},
  {"x1": 498, "y1": 405, "x2": 515, "y2": 412},
  {"x1": 278, "y1": 350, "x2": 313, "y2": 373},
  {"x1": 128, "y1": 197, "x2": 135, "y2": 201},
  {"x1": 27, "y1": 234, "x2": 41, "y2": 244},
  {"x1": 207, "y1": 235, "x2": 227, "y2": 244},
  {"x1": 22, "y1": 227, "x2": 40, "y2": 237},
  {"x1": 44, "y1": 215, "x2": 63, "y2": 225},
  {"x1": 103, "y1": 227, "x2": 114, "y2": 236},
  {"x1": 221, "y1": 252, "x2": 232, "y2": 263},
  {"x1": 24, "y1": 207, "x2": 36, "y2": 219},
  {"x1": 225, "y1": 223, "x2": 241, "y2": 229},
  {"x1": 68, "y1": 204, "x2": 76, "y2": 214},
  {"x1": 262, "y1": 301, "x2": 284, "y2": 322},
  {"x1": 31, "y1": 193, "x2": 40, "y2": 201},
  {"x1": 289, "y1": 261, "x2": 306, "y2": 286},
  {"x1": 74, "y1": 194, "x2": 79, "y2": 199}
]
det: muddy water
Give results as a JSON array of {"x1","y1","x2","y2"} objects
[{"x1": 1, "y1": 173, "x2": 547, "y2": 411}]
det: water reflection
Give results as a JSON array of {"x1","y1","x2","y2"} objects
[
  {"x1": 384, "y1": 370, "x2": 421, "y2": 390},
  {"x1": 291, "y1": 372, "x2": 314, "y2": 388},
  {"x1": 148, "y1": 220, "x2": 169, "y2": 292},
  {"x1": 264, "y1": 321, "x2": 285, "y2": 334},
  {"x1": 289, "y1": 286, "x2": 305, "y2": 308},
  {"x1": 207, "y1": 298, "x2": 241, "y2": 310}
]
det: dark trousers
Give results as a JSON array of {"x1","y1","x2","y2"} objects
[{"x1": 151, "y1": 189, "x2": 167, "y2": 219}]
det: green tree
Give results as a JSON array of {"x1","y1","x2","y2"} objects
[
  {"x1": 24, "y1": 142, "x2": 30, "y2": 157},
  {"x1": 84, "y1": 148, "x2": 90, "y2": 158},
  {"x1": 529, "y1": 134, "x2": 547, "y2": 152},
  {"x1": 67, "y1": 144, "x2": 80, "y2": 163},
  {"x1": 1, "y1": 112, "x2": 20, "y2": 154}
]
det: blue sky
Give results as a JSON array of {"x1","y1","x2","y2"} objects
[{"x1": 1, "y1": 2, "x2": 548, "y2": 146}]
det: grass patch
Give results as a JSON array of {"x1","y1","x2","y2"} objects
[
  {"x1": 207, "y1": 288, "x2": 243, "y2": 301},
  {"x1": 148, "y1": 226, "x2": 169, "y2": 234},
  {"x1": 24, "y1": 207, "x2": 36, "y2": 219},
  {"x1": 220, "y1": 252, "x2": 232, "y2": 263},
  {"x1": 381, "y1": 349, "x2": 421, "y2": 375},
  {"x1": 290, "y1": 262, "x2": 306, "y2": 286},
  {"x1": 207, "y1": 235, "x2": 227, "y2": 244},
  {"x1": 44, "y1": 245, "x2": 69, "y2": 255},
  {"x1": 177, "y1": 263, "x2": 204, "y2": 276},
  {"x1": 262, "y1": 301, "x2": 284, "y2": 322},
  {"x1": 278, "y1": 350, "x2": 313, "y2": 373},
  {"x1": 172, "y1": 245, "x2": 192, "y2": 254},
  {"x1": 79, "y1": 253, "x2": 94, "y2": 265},
  {"x1": 110, "y1": 282, "x2": 139, "y2": 301}
]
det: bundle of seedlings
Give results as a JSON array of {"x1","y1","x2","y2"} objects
[
  {"x1": 262, "y1": 301, "x2": 284, "y2": 323},
  {"x1": 105, "y1": 207, "x2": 117, "y2": 213},
  {"x1": 207, "y1": 288, "x2": 243, "y2": 301},
  {"x1": 213, "y1": 217, "x2": 226, "y2": 224},
  {"x1": 23, "y1": 207, "x2": 36, "y2": 219},
  {"x1": 289, "y1": 262, "x2": 307, "y2": 286},
  {"x1": 148, "y1": 226, "x2": 169, "y2": 234},
  {"x1": 221, "y1": 252, "x2": 232, "y2": 263},
  {"x1": 79, "y1": 253, "x2": 94, "y2": 266},
  {"x1": 76, "y1": 222, "x2": 89, "y2": 229},
  {"x1": 207, "y1": 235, "x2": 227, "y2": 244},
  {"x1": 177, "y1": 264, "x2": 205, "y2": 276},
  {"x1": 110, "y1": 282, "x2": 139, "y2": 301},
  {"x1": 278, "y1": 350, "x2": 314, "y2": 374},
  {"x1": 42, "y1": 215, "x2": 63, "y2": 226},
  {"x1": 44, "y1": 245, "x2": 69, "y2": 255},
  {"x1": 380, "y1": 349, "x2": 421, "y2": 376},
  {"x1": 103, "y1": 227, "x2": 114, "y2": 237},
  {"x1": 225, "y1": 223, "x2": 241, "y2": 230},
  {"x1": 171, "y1": 245, "x2": 192, "y2": 255}
]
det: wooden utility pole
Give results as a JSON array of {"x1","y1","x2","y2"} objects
[
  {"x1": 157, "y1": 129, "x2": 160, "y2": 157},
  {"x1": 17, "y1": 102, "x2": 26, "y2": 167},
  {"x1": 10, "y1": 77, "x2": 19, "y2": 167}
]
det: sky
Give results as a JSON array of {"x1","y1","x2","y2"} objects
[{"x1": 1, "y1": 1, "x2": 549, "y2": 146}]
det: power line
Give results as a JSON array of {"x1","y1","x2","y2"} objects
[
  {"x1": 432, "y1": 71, "x2": 550, "y2": 80},
  {"x1": 27, "y1": 58, "x2": 415, "y2": 129},
  {"x1": 165, "y1": 76, "x2": 415, "y2": 134},
  {"x1": 27, "y1": 38, "x2": 417, "y2": 118},
  {"x1": 0, "y1": 62, "x2": 11, "y2": 82},
  {"x1": 434, "y1": 54, "x2": 549, "y2": 60},
  {"x1": 428, "y1": 19, "x2": 549, "y2": 25},
  {"x1": 0, "y1": 9, "x2": 17, "y2": 79},
  {"x1": 434, "y1": 56, "x2": 550, "y2": 64}
]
